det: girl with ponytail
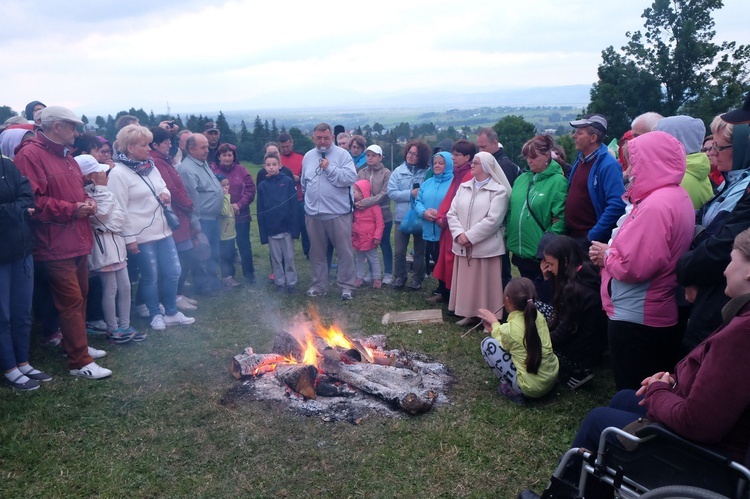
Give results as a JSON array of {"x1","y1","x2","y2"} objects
[{"x1": 478, "y1": 277, "x2": 559, "y2": 404}]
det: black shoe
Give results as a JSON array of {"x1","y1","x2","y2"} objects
[
  {"x1": 391, "y1": 278, "x2": 405, "y2": 289},
  {"x1": 286, "y1": 285, "x2": 296, "y2": 294},
  {"x1": 245, "y1": 274, "x2": 256, "y2": 284},
  {"x1": 407, "y1": 280, "x2": 422, "y2": 291},
  {"x1": 4, "y1": 373, "x2": 40, "y2": 391}
]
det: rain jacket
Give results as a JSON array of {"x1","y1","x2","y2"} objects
[
  {"x1": 357, "y1": 161, "x2": 392, "y2": 223},
  {"x1": 13, "y1": 133, "x2": 94, "y2": 261},
  {"x1": 506, "y1": 160, "x2": 568, "y2": 260},
  {"x1": 414, "y1": 152, "x2": 453, "y2": 242},
  {"x1": 601, "y1": 132, "x2": 694, "y2": 327},
  {"x1": 681, "y1": 153, "x2": 713, "y2": 210},
  {"x1": 388, "y1": 161, "x2": 428, "y2": 223},
  {"x1": 352, "y1": 179, "x2": 384, "y2": 252}
]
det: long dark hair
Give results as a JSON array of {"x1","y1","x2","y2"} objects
[
  {"x1": 543, "y1": 235, "x2": 600, "y2": 334},
  {"x1": 505, "y1": 277, "x2": 542, "y2": 374}
]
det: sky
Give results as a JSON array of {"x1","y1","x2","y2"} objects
[{"x1": 1, "y1": 0, "x2": 747, "y2": 118}]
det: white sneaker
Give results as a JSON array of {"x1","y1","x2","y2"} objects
[
  {"x1": 70, "y1": 362, "x2": 112, "y2": 379},
  {"x1": 88, "y1": 346, "x2": 107, "y2": 359},
  {"x1": 63, "y1": 346, "x2": 107, "y2": 359},
  {"x1": 179, "y1": 295, "x2": 198, "y2": 306},
  {"x1": 135, "y1": 304, "x2": 150, "y2": 318},
  {"x1": 382, "y1": 274, "x2": 393, "y2": 285},
  {"x1": 163, "y1": 312, "x2": 195, "y2": 326},
  {"x1": 176, "y1": 296, "x2": 197, "y2": 311},
  {"x1": 150, "y1": 314, "x2": 166, "y2": 331}
]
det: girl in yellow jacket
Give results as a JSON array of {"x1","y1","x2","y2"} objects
[{"x1": 478, "y1": 277, "x2": 559, "y2": 405}]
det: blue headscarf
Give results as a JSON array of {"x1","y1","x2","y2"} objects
[{"x1": 431, "y1": 151, "x2": 454, "y2": 183}]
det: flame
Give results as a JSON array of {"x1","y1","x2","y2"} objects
[{"x1": 317, "y1": 324, "x2": 352, "y2": 350}]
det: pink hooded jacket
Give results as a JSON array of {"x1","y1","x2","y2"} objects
[
  {"x1": 601, "y1": 131, "x2": 694, "y2": 327},
  {"x1": 352, "y1": 179, "x2": 384, "y2": 252}
]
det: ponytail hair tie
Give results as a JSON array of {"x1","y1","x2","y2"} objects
[{"x1": 527, "y1": 298, "x2": 533, "y2": 304}]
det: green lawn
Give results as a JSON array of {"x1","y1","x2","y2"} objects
[{"x1": 0, "y1": 164, "x2": 616, "y2": 497}]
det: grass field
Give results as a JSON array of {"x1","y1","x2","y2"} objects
[{"x1": 0, "y1": 164, "x2": 616, "y2": 498}]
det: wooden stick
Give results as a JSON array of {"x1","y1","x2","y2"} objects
[{"x1": 461, "y1": 306, "x2": 504, "y2": 338}]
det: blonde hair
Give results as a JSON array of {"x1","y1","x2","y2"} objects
[
  {"x1": 710, "y1": 115, "x2": 733, "y2": 144},
  {"x1": 115, "y1": 125, "x2": 153, "y2": 157},
  {"x1": 735, "y1": 228, "x2": 750, "y2": 260}
]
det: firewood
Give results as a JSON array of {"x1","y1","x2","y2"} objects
[
  {"x1": 231, "y1": 352, "x2": 289, "y2": 379},
  {"x1": 275, "y1": 364, "x2": 318, "y2": 399},
  {"x1": 271, "y1": 331, "x2": 303, "y2": 360},
  {"x1": 322, "y1": 360, "x2": 437, "y2": 414},
  {"x1": 381, "y1": 309, "x2": 443, "y2": 325},
  {"x1": 315, "y1": 380, "x2": 355, "y2": 398}
]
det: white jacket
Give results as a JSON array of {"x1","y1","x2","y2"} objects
[
  {"x1": 85, "y1": 184, "x2": 128, "y2": 271},
  {"x1": 447, "y1": 178, "x2": 509, "y2": 258}
]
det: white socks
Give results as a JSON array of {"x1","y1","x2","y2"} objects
[{"x1": 4, "y1": 367, "x2": 30, "y2": 384}]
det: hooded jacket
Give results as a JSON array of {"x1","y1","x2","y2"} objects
[
  {"x1": 257, "y1": 171, "x2": 299, "y2": 244},
  {"x1": 415, "y1": 152, "x2": 453, "y2": 242},
  {"x1": 352, "y1": 179, "x2": 384, "y2": 252},
  {"x1": 0, "y1": 156, "x2": 34, "y2": 263},
  {"x1": 506, "y1": 159, "x2": 568, "y2": 260},
  {"x1": 654, "y1": 115, "x2": 713, "y2": 209},
  {"x1": 13, "y1": 133, "x2": 94, "y2": 261},
  {"x1": 357, "y1": 161, "x2": 392, "y2": 223},
  {"x1": 601, "y1": 132, "x2": 694, "y2": 327}
]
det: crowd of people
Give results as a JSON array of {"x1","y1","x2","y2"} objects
[{"x1": 2, "y1": 94, "x2": 750, "y2": 494}]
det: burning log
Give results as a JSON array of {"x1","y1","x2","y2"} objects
[
  {"x1": 322, "y1": 360, "x2": 437, "y2": 415},
  {"x1": 231, "y1": 350, "x2": 289, "y2": 379},
  {"x1": 271, "y1": 331, "x2": 304, "y2": 360},
  {"x1": 275, "y1": 364, "x2": 318, "y2": 399}
]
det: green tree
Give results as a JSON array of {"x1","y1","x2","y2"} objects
[
  {"x1": 372, "y1": 122, "x2": 384, "y2": 135},
  {"x1": 0, "y1": 105, "x2": 18, "y2": 123},
  {"x1": 237, "y1": 120, "x2": 252, "y2": 161},
  {"x1": 588, "y1": 0, "x2": 750, "y2": 129},
  {"x1": 216, "y1": 111, "x2": 237, "y2": 145},
  {"x1": 587, "y1": 46, "x2": 663, "y2": 140},
  {"x1": 493, "y1": 115, "x2": 536, "y2": 167},
  {"x1": 288, "y1": 127, "x2": 313, "y2": 154},
  {"x1": 555, "y1": 135, "x2": 577, "y2": 168}
]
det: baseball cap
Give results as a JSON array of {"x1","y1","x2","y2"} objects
[
  {"x1": 721, "y1": 93, "x2": 750, "y2": 124},
  {"x1": 74, "y1": 154, "x2": 109, "y2": 175},
  {"x1": 366, "y1": 144, "x2": 383, "y2": 156},
  {"x1": 203, "y1": 122, "x2": 219, "y2": 132},
  {"x1": 40, "y1": 106, "x2": 84, "y2": 126},
  {"x1": 570, "y1": 114, "x2": 608, "y2": 134}
]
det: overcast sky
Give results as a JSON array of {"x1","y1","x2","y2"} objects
[{"x1": 1, "y1": 0, "x2": 746, "y2": 117}]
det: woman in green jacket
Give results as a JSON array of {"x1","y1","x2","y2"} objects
[{"x1": 506, "y1": 135, "x2": 568, "y2": 302}]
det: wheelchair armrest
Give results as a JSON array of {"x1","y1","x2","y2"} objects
[{"x1": 634, "y1": 423, "x2": 735, "y2": 466}]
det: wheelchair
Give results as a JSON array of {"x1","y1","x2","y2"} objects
[{"x1": 540, "y1": 424, "x2": 750, "y2": 498}]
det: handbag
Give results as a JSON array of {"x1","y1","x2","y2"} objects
[
  {"x1": 139, "y1": 174, "x2": 180, "y2": 231},
  {"x1": 398, "y1": 198, "x2": 422, "y2": 235},
  {"x1": 525, "y1": 181, "x2": 556, "y2": 260}
]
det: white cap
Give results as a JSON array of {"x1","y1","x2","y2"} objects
[
  {"x1": 40, "y1": 106, "x2": 84, "y2": 125},
  {"x1": 75, "y1": 154, "x2": 109, "y2": 175},
  {"x1": 366, "y1": 144, "x2": 383, "y2": 156}
]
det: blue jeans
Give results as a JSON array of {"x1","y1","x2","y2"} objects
[
  {"x1": 0, "y1": 255, "x2": 33, "y2": 371},
  {"x1": 137, "y1": 236, "x2": 181, "y2": 317},
  {"x1": 235, "y1": 220, "x2": 255, "y2": 279},
  {"x1": 571, "y1": 389, "x2": 647, "y2": 450}
]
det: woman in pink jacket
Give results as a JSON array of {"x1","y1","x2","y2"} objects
[
  {"x1": 590, "y1": 131, "x2": 694, "y2": 390},
  {"x1": 352, "y1": 179, "x2": 384, "y2": 288}
]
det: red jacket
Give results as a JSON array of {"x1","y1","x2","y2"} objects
[
  {"x1": 281, "y1": 151, "x2": 304, "y2": 201},
  {"x1": 352, "y1": 179, "x2": 384, "y2": 251},
  {"x1": 151, "y1": 149, "x2": 193, "y2": 244},
  {"x1": 14, "y1": 133, "x2": 93, "y2": 261}
]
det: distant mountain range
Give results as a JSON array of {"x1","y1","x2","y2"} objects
[{"x1": 219, "y1": 85, "x2": 592, "y2": 130}]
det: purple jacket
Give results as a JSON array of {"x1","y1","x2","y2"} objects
[
  {"x1": 211, "y1": 156, "x2": 255, "y2": 223},
  {"x1": 601, "y1": 132, "x2": 694, "y2": 327}
]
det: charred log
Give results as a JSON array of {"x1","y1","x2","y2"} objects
[
  {"x1": 231, "y1": 351, "x2": 289, "y2": 379},
  {"x1": 271, "y1": 332, "x2": 303, "y2": 360},
  {"x1": 315, "y1": 380, "x2": 355, "y2": 398},
  {"x1": 275, "y1": 364, "x2": 318, "y2": 399}
]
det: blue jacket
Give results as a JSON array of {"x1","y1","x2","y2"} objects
[
  {"x1": 568, "y1": 143, "x2": 626, "y2": 242},
  {"x1": 257, "y1": 173, "x2": 300, "y2": 244},
  {"x1": 387, "y1": 161, "x2": 428, "y2": 223},
  {"x1": 414, "y1": 152, "x2": 453, "y2": 241}
]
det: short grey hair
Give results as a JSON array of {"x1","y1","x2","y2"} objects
[
  {"x1": 477, "y1": 127, "x2": 498, "y2": 142},
  {"x1": 631, "y1": 112, "x2": 663, "y2": 133},
  {"x1": 313, "y1": 123, "x2": 332, "y2": 133}
]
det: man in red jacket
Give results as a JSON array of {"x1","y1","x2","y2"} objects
[{"x1": 14, "y1": 106, "x2": 112, "y2": 379}]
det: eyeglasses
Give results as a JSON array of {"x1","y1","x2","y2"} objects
[
  {"x1": 711, "y1": 143, "x2": 733, "y2": 153},
  {"x1": 406, "y1": 150, "x2": 418, "y2": 157}
]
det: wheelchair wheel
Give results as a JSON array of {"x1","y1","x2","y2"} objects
[{"x1": 639, "y1": 484, "x2": 729, "y2": 498}]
